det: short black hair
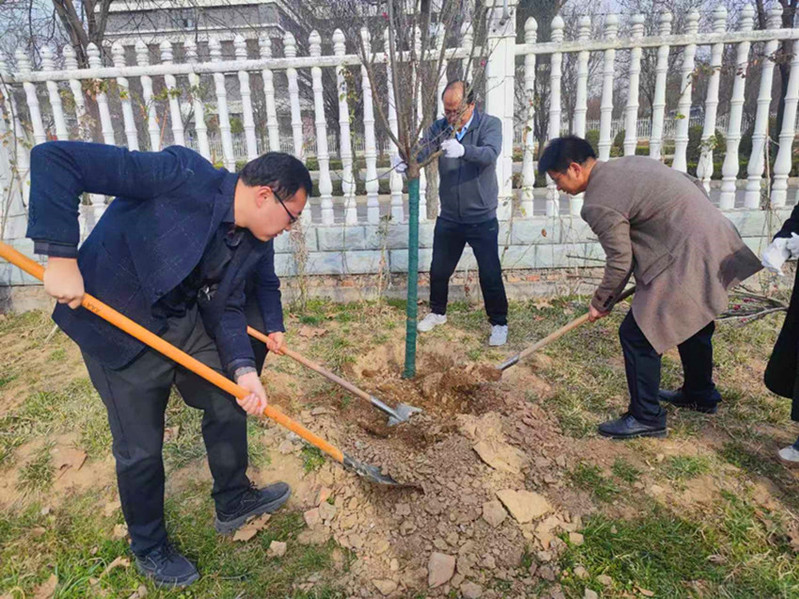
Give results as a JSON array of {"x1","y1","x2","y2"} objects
[
  {"x1": 537, "y1": 136, "x2": 597, "y2": 175},
  {"x1": 239, "y1": 152, "x2": 312, "y2": 201},
  {"x1": 443, "y1": 79, "x2": 475, "y2": 105}
]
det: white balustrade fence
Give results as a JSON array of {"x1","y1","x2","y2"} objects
[{"x1": 2, "y1": 1, "x2": 799, "y2": 283}]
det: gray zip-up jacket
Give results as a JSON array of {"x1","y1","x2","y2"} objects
[{"x1": 416, "y1": 110, "x2": 502, "y2": 224}]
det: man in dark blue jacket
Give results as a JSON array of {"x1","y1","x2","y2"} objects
[
  {"x1": 400, "y1": 80, "x2": 508, "y2": 346},
  {"x1": 27, "y1": 141, "x2": 311, "y2": 588}
]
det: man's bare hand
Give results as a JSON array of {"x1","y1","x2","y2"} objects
[
  {"x1": 265, "y1": 331, "x2": 286, "y2": 355},
  {"x1": 43, "y1": 257, "x2": 84, "y2": 309},
  {"x1": 588, "y1": 304, "x2": 609, "y2": 322},
  {"x1": 236, "y1": 371, "x2": 267, "y2": 416}
]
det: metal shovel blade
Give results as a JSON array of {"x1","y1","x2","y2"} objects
[
  {"x1": 387, "y1": 402, "x2": 423, "y2": 427},
  {"x1": 342, "y1": 453, "x2": 407, "y2": 486},
  {"x1": 369, "y1": 395, "x2": 422, "y2": 427}
]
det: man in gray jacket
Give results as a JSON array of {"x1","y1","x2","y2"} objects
[{"x1": 404, "y1": 80, "x2": 508, "y2": 346}]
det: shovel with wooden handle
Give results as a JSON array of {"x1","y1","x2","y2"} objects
[
  {"x1": 247, "y1": 326, "x2": 422, "y2": 426},
  {"x1": 496, "y1": 286, "x2": 636, "y2": 372},
  {"x1": 0, "y1": 242, "x2": 408, "y2": 487}
]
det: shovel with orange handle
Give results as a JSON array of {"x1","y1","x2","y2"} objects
[{"x1": 0, "y1": 241, "x2": 406, "y2": 486}]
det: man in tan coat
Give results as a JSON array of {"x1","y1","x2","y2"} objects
[{"x1": 539, "y1": 136, "x2": 761, "y2": 439}]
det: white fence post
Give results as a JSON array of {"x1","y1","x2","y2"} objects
[
  {"x1": 546, "y1": 15, "x2": 565, "y2": 217},
  {"x1": 41, "y1": 47, "x2": 68, "y2": 140},
  {"x1": 485, "y1": 0, "x2": 517, "y2": 219},
  {"x1": 521, "y1": 17, "x2": 537, "y2": 217},
  {"x1": 112, "y1": 42, "x2": 139, "y2": 150},
  {"x1": 284, "y1": 32, "x2": 304, "y2": 160},
  {"x1": 623, "y1": 15, "x2": 644, "y2": 157},
  {"x1": 361, "y1": 27, "x2": 380, "y2": 225},
  {"x1": 697, "y1": 6, "x2": 728, "y2": 191},
  {"x1": 385, "y1": 27, "x2": 404, "y2": 223},
  {"x1": 209, "y1": 37, "x2": 236, "y2": 171},
  {"x1": 598, "y1": 14, "x2": 618, "y2": 161},
  {"x1": 135, "y1": 40, "x2": 161, "y2": 151},
  {"x1": 334, "y1": 28, "x2": 357, "y2": 225},
  {"x1": 773, "y1": 39, "x2": 799, "y2": 207},
  {"x1": 649, "y1": 12, "x2": 672, "y2": 160},
  {"x1": 745, "y1": 4, "x2": 782, "y2": 208},
  {"x1": 672, "y1": 10, "x2": 699, "y2": 173},
  {"x1": 234, "y1": 35, "x2": 258, "y2": 161},
  {"x1": 720, "y1": 5, "x2": 755, "y2": 209},
  {"x1": 160, "y1": 41, "x2": 185, "y2": 147},
  {"x1": 185, "y1": 39, "x2": 210, "y2": 160},
  {"x1": 259, "y1": 36, "x2": 281, "y2": 153},
  {"x1": 310, "y1": 30, "x2": 334, "y2": 225}
]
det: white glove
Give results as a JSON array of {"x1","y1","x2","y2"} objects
[
  {"x1": 761, "y1": 237, "x2": 789, "y2": 276},
  {"x1": 391, "y1": 154, "x2": 407, "y2": 174},
  {"x1": 441, "y1": 138, "x2": 465, "y2": 159},
  {"x1": 786, "y1": 232, "x2": 799, "y2": 259}
]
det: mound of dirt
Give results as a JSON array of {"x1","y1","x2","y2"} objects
[{"x1": 268, "y1": 343, "x2": 588, "y2": 597}]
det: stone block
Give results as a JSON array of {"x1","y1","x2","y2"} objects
[
  {"x1": 506, "y1": 218, "x2": 555, "y2": 246},
  {"x1": 274, "y1": 253, "x2": 297, "y2": 277},
  {"x1": 317, "y1": 225, "x2": 367, "y2": 252},
  {"x1": 499, "y1": 245, "x2": 538, "y2": 269},
  {"x1": 342, "y1": 250, "x2": 384, "y2": 274},
  {"x1": 534, "y1": 244, "x2": 571, "y2": 269},
  {"x1": 386, "y1": 223, "x2": 409, "y2": 249},
  {"x1": 362, "y1": 225, "x2": 388, "y2": 251},
  {"x1": 558, "y1": 217, "x2": 595, "y2": 245},
  {"x1": 273, "y1": 227, "x2": 318, "y2": 253},
  {"x1": 305, "y1": 252, "x2": 344, "y2": 275},
  {"x1": 389, "y1": 248, "x2": 433, "y2": 273},
  {"x1": 725, "y1": 209, "x2": 771, "y2": 238}
]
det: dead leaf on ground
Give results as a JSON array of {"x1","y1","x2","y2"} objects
[
  {"x1": 233, "y1": 513, "x2": 271, "y2": 542},
  {"x1": 637, "y1": 588, "x2": 655, "y2": 597},
  {"x1": 532, "y1": 300, "x2": 551, "y2": 310},
  {"x1": 786, "y1": 521, "x2": 799, "y2": 552},
  {"x1": 100, "y1": 556, "x2": 131, "y2": 578},
  {"x1": 163, "y1": 425, "x2": 180, "y2": 443},
  {"x1": 32, "y1": 573, "x2": 58, "y2": 599},
  {"x1": 103, "y1": 500, "x2": 121, "y2": 517},
  {"x1": 127, "y1": 584, "x2": 148, "y2": 599},
  {"x1": 52, "y1": 447, "x2": 87, "y2": 476},
  {"x1": 298, "y1": 326, "x2": 328, "y2": 338},
  {"x1": 112, "y1": 523, "x2": 128, "y2": 539}
]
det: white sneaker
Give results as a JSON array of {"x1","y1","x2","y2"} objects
[
  {"x1": 417, "y1": 313, "x2": 447, "y2": 332},
  {"x1": 778, "y1": 445, "x2": 799, "y2": 466},
  {"x1": 489, "y1": 324, "x2": 508, "y2": 346}
]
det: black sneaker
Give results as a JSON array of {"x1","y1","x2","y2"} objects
[
  {"x1": 658, "y1": 389, "x2": 719, "y2": 414},
  {"x1": 215, "y1": 482, "x2": 291, "y2": 535},
  {"x1": 135, "y1": 541, "x2": 199, "y2": 588},
  {"x1": 597, "y1": 412, "x2": 667, "y2": 440}
]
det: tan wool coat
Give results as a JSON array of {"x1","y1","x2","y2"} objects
[{"x1": 582, "y1": 156, "x2": 762, "y2": 354}]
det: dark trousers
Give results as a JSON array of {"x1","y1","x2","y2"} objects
[
  {"x1": 83, "y1": 307, "x2": 250, "y2": 557},
  {"x1": 619, "y1": 311, "x2": 720, "y2": 427},
  {"x1": 429, "y1": 217, "x2": 508, "y2": 326}
]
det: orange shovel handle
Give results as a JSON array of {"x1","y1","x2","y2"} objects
[{"x1": 0, "y1": 242, "x2": 344, "y2": 463}]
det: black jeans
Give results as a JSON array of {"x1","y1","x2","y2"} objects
[
  {"x1": 83, "y1": 306, "x2": 250, "y2": 557},
  {"x1": 619, "y1": 311, "x2": 720, "y2": 427},
  {"x1": 429, "y1": 217, "x2": 508, "y2": 326}
]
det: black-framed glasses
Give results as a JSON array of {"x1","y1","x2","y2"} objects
[{"x1": 274, "y1": 189, "x2": 299, "y2": 224}]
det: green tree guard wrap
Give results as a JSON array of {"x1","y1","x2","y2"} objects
[{"x1": 403, "y1": 177, "x2": 420, "y2": 379}]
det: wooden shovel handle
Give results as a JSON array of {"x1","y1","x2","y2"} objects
[
  {"x1": 247, "y1": 326, "x2": 374, "y2": 402},
  {"x1": 516, "y1": 286, "x2": 636, "y2": 363},
  {"x1": 0, "y1": 242, "x2": 344, "y2": 463}
]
